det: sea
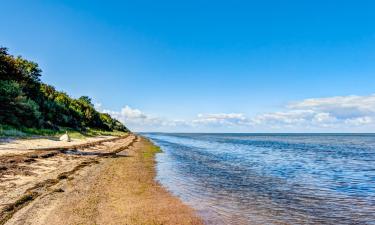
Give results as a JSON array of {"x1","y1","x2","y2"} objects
[{"x1": 143, "y1": 133, "x2": 375, "y2": 225}]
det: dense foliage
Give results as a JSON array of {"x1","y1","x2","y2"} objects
[{"x1": 0, "y1": 47, "x2": 128, "y2": 132}]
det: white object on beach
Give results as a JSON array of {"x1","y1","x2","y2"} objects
[{"x1": 59, "y1": 131, "x2": 71, "y2": 142}]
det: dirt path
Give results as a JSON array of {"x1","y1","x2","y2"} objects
[{"x1": 2, "y1": 137, "x2": 203, "y2": 225}]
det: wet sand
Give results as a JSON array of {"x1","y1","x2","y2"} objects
[{"x1": 0, "y1": 135, "x2": 202, "y2": 225}]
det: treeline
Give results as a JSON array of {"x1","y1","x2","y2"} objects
[{"x1": 0, "y1": 47, "x2": 128, "y2": 132}]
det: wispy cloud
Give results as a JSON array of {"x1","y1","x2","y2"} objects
[
  {"x1": 96, "y1": 94, "x2": 375, "y2": 132},
  {"x1": 193, "y1": 113, "x2": 250, "y2": 126},
  {"x1": 288, "y1": 94, "x2": 375, "y2": 119},
  {"x1": 249, "y1": 94, "x2": 375, "y2": 130},
  {"x1": 96, "y1": 105, "x2": 189, "y2": 131}
]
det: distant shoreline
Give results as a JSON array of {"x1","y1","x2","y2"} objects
[{"x1": 140, "y1": 132, "x2": 375, "y2": 135}]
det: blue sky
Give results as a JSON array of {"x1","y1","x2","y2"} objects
[{"x1": 2, "y1": 0, "x2": 375, "y2": 132}]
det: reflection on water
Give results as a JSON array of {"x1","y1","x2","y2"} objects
[{"x1": 143, "y1": 133, "x2": 375, "y2": 225}]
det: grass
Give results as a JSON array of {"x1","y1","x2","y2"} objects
[
  {"x1": 0, "y1": 124, "x2": 128, "y2": 139},
  {"x1": 142, "y1": 144, "x2": 162, "y2": 158}
]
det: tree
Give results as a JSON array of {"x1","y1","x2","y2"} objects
[
  {"x1": 0, "y1": 80, "x2": 41, "y2": 127},
  {"x1": 0, "y1": 46, "x2": 128, "y2": 132}
]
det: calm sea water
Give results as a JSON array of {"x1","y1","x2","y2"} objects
[{"x1": 143, "y1": 133, "x2": 375, "y2": 225}]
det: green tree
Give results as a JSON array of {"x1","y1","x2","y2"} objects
[
  {"x1": 0, "y1": 80, "x2": 41, "y2": 127},
  {"x1": 0, "y1": 46, "x2": 128, "y2": 132}
]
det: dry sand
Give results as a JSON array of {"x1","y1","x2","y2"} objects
[
  {"x1": 0, "y1": 135, "x2": 203, "y2": 225},
  {"x1": 0, "y1": 135, "x2": 116, "y2": 156}
]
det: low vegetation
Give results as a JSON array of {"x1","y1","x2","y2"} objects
[
  {"x1": 0, "y1": 47, "x2": 128, "y2": 136},
  {"x1": 142, "y1": 144, "x2": 162, "y2": 158}
]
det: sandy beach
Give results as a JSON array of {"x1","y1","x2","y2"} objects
[
  {"x1": 0, "y1": 134, "x2": 202, "y2": 225},
  {"x1": 0, "y1": 135, "x2": 120, "y2": 156}
]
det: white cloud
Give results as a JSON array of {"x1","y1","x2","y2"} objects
[
  {"x1": 344, "y1": 116, "x2": 373, "y2": 126},
  {"x1": 288, "y1": 94, "x2": 375, "y2": 119},
  {"x1": 97, "y1": 94, "x2": 375, "y2": 132},
  {"x1": 251, "y1": 110, "x2": 315, "y2": 125},
  {"x1": 250, "y1": 94, "x2": 375, "y2": 130},
  {"x1": 99, "y1": 105, "x2": 159, "y2": 128},
  {"x1": 193, "y1": 113, "x2": 250, "y2": 126},
  {"x1": 312, "y1": 112, "x2": 337, "y2": 123},
  {"x1": 96, "y1": 105, "x2": 189, "y2": 131}
]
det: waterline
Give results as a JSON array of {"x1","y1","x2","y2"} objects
[{"x1": 145, "y1": 133, "x2": 375, "y2": 225}]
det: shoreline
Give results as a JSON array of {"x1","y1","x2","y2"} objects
[{"x1": 0, "y1": 135, "x2": 203, "y2": 225}]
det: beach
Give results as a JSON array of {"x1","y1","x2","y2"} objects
[{"x1": 0, "y1": 134, "x2": 202, "y2": 225}]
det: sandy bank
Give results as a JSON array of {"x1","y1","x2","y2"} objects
[
  {"x1": 0, "y1": 135, "x2": 120, "y2": 156},
  {"x1": 0, "y1": 135, "x2": 203, "y2": 225}
]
